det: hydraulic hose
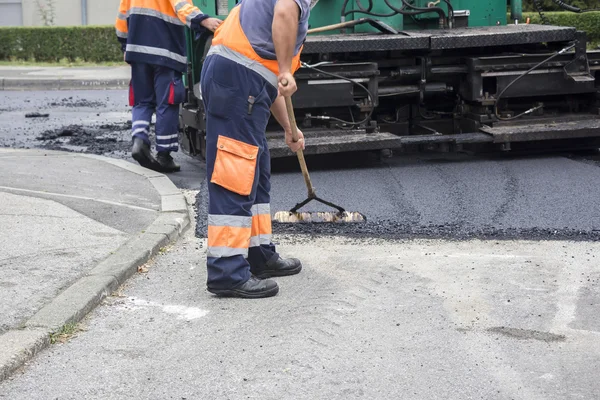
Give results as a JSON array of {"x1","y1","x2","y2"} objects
[
  {"x1": 355, "y1": 0, "x2": 373, "y2": 12},
  {"x1": 551, "y1": 0, "x2": 583, "y2": 13},
  {"x1": 341, "y1": 0, "x2": 397, "y2": 18},
  {"x1": 494, "y1": 43, "x2": 576, "y2": 121},
  {"x1": 442, "y1": 0, "x2": 454, "y2": 28},
  {"x1": 341, "y1": 0, "x2": 448, "y2": 24},
  {"x1": 398, "y1": 0, "x2": 446, "y2": 22}
]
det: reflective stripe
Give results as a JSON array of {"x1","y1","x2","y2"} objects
[
  {"x1": 207, "y1": 45, "x2": 278, "y2": 89},
  {"x1": 133, "y1": 121, "x2": 150, "y2": 127},
  {"x1": 250, "y1": 234, "x2": 272, "y2": 248},
  {"x1": 156, "y1": 134, "x2": 179, "y2": 140},
  {"x1": 117, "y1": 12, "x2": 127, "y2": 20},
  {"x1": 207, "y1": 246, "x2": 248, "y2": 258},
  {"x1": 156, "y1": 142, "x2": 178, "y2": 148},
  {"x1": 208, "y1": 225, "x2": 250, "y2": 248},
  {"x1": 127, "y1": 7, "x2": 183, "y2": 26},
  {"x1": 251, "y1": 203, "x2": 270, "y2": 216},
  {"x1": 174, "y1": 1, "x2": 188, "y2": 12},
  {"x1": 116, "y1": 29, "x2": 128, "y2": 39},
  {"x1": 126, "y1": 44, "x2": 187, "y2": 64},
  {"x1": 251, "y1": 214, "x2": 272, "y2": 236},
  {"x1": 186, "y1": 9, "x2": 201, "y2": 25},
  {"x1": 208, "y1": 214, "x2": 252, "y2": 228},
  {"x1": 132, "y1": 128, "x2": 148, "y2": 135}
]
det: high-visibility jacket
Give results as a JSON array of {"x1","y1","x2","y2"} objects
[
  {"x1": 207, "y1": 3, "x2": 303, "y2": 89},
  {"x1": 115, "y1": 0, "x2": 209, "y2": 73}
]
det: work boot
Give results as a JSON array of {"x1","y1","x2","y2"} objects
[
  {"x1": 252, "y1": 255, "x2": 302, "y2": 279},
  {"x1": 157, "y1": 151, "x2": 181, "y2": 173},
  {"x1": 131, "y1": 137, "x2": 160, "y2": 171},
  {"x1": 207, "y1": 275, "x2": 279, "y2": 299}
]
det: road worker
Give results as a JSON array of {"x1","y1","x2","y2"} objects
[
  {"x1": 200, "y1": 0, "x2": 310, "y2": 298},
  {"x1": 115, "y1": 0, "x2": 222, "y2": 173}
]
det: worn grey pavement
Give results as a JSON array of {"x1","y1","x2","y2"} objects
[
  {"x1": 1, "y1": 198, "x2": 598, "y2": 399},
  {"x1": 0, "y1": 147, "x2": 190, "y2": 381},
  {"x1": 0, "y1": 66, "x2": 130, "y2": 91},
  {"x1": 0, "y1": 149, "x2": 160, "y2": 334}
]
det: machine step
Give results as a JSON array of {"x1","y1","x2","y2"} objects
[
  {"x1": 266, "y1": 129, "x2": 403, "y2": 158},
  {"x1": 265, "y1": 129, "x2": 493, "y2": 158},
  {"x1": 479, "y1": 115, "x2": 600, "y2": 143}
]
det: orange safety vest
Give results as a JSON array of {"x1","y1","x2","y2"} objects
[{"x1": 210, "y1": 4, "x2": 303, "y2": 80}]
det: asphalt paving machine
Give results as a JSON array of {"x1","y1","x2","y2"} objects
[{"x1": 179, "y1": 0, "x2": 600, "y2": 159}]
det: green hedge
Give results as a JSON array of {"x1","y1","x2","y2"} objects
[
  {"x1": 1, "y1": 12, "x2": 599, "y2": 63},
  {"x1": 520, "y1": 11, "x2": 600, "y2": 47},
  {"x1": 0, "y1": 26, "x2": 122, "y2": 62},
  {"x1": 523, "y1": 0, "x2": 598, "y2": 12}
]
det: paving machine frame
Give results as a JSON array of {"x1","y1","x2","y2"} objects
[{"x1": 179, "y1": 0, "x2": 600, "y2": 160}]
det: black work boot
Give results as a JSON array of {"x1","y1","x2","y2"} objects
[
  {"x1": 157, "y1": 151, "x2": 181, "y2": 173},
  {"x1": 132, "y1": 137, "x2": 160, "y2": 171},
  {"x1": 207, "y1": 275, "x2": 279, "y2": 299},
  {"x1": 253, "y1": 255, "x2": 302, "y2": 279}
]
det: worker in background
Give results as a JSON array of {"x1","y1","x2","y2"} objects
[
  {"x1": 200, "y1": 0, "x2": 310, "y2": 299},
  {"x1": 115, "y1": 0, "x2": 222, "y2": 173}
]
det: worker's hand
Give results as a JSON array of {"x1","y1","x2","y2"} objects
[
  {"x1": 201, "y1": 17, "x2": 223, "y2": 32},
  {"x1": 285, "y1": 127, "x2": 305, "y2": 153},
  {"x1": 278, "y1": 73, "x2": 297, "y2": 97}
]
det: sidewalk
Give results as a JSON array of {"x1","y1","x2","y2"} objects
[
  {"x1": 0, "y1": 148, "x2": 190, "y2": 382},
  {"x1": 0, "y1": 66, "x2": 131, "y2": 91}
]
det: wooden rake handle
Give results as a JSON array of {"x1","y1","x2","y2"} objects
[{"x1": 281, "y1": 78, "x2": 316, "y2": 198}]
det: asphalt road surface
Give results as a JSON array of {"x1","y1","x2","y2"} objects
[
  {"x1": 3, "y1": 90, "x2": 599, "y2": 242},
  {"x1": 1, "y1": 90, "x2": 599, "y2": 398}
]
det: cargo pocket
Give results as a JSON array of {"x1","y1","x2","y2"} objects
[
  {"x1": 210, "y1": 135, "x2": 259, "y2": 196},
  {"x1": 129, "y1": 80, "x2": 135, "y2": 106},
  {"x1": 168, "y1": 77, "x2": 186, "y2": 105}
]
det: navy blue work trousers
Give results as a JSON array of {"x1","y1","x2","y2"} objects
[
  {"x1": 200, "y1": 54, "x2": 280, "y2": 290},
  {"x1": 129, "y1": 62, "x2": 185, "y2": 152}
]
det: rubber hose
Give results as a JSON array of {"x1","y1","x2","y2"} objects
[
  {"x1": 399, "y1": 0, "x2": 446, "y2": 21},
  {"x1": 355, "y1": 0, "x2": 373, "y2": 12},
  {"x1": 551, "y1": 0, "x2": 581, "y2": 13},
  {"x1": 383, "y1": 0, "x2": 444, "y2": 17}
]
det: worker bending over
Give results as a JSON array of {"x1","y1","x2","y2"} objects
[
  {"x1": 200, "y1": 0, "x2": 310, "y2": 298},
  {"x1": 115, "y1": 0, "x2": 221, "y2": 172}
]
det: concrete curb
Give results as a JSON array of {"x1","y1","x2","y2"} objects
[
  {"x1": 0, "y1": 152, "x2": 190, "y2": 382},
  {"x1": 1, "y1": 78, "x2": 129, "y2": 91}
]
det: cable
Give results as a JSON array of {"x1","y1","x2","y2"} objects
[
  {"x1": 383, "y1": 0, "x2": 446, "y2": 18},
  {"x1": 342, "y1": 0, "x2": 447, "y2": 20},
  {"x1": 494, "y1": 44, "x2": 576, "y2": 121},
  {"x1": 534, "y1": 0, "x2": 600, "y2": 19},
  {"x1": 355, "y1": 0, "x2": 373, "y2": 12},
  {"x1": 341, "y1": 0, "x2": 396, "y2": 18},
  {"x1": 300, "y1": 61, "x2": 375, "y2": 127},
  {"x1": 343, "y1": 7, "x2": 398, "y2": 18},
  {"x1": 442, "y1": 0, "x2": 454, "y2": 26},
  {"x1": 533, "y1": 0, "x2": 550, "y2": 25},
  {"x1": 551, "y1": 0, "x2": 600, "y2": 13},
  {"x1": 397, "y1": 0, "x2": 446, "y2": 23}
]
